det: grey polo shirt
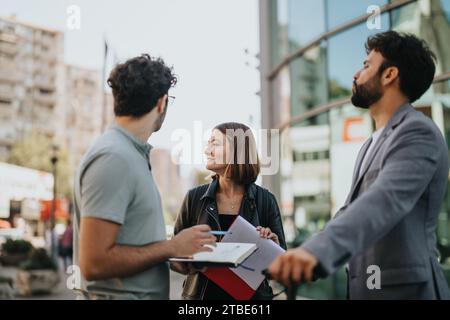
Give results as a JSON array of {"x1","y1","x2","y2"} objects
[{"x1": 73, "y1": 123, "x2": 169, "y2": 299}]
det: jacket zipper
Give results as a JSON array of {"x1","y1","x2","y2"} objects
[
  {"x1": 201, "y1": 203, "x2": 220, "y2": 300},
  {"x1": 200, "y1": 278, "x2": 209, "y2": 300},
  {"x1": 207, "y1": 203, "x2": 221, "y2": 232}
]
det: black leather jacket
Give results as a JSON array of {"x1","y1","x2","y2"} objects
[{"x1": 173, "y1": 179, "x2": 287, "y2": 300}]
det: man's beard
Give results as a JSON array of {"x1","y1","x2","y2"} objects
[{"x1": 351, "y1": 74, "x2": 384, "y2": 109}]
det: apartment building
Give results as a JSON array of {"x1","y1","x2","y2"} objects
[{"x1": 0, "y1": 16, "x2": 64, "y2": 160}]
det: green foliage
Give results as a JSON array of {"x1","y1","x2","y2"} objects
[
  {"x1": 7, "y1": 130, "x2": 73, "y2": 199},
  {"x1": 328, "y1": 79, "x2": 352, "y2": 100},
  {"x1": 19, "y1": 248, "x2": 57, "y2": 271},
  {"x1": 1, "y1": 239, "x2": 33, "y2": 255}
]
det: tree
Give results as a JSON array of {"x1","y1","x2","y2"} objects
[
  {"x1": 328, "y1": 79, "x2": 352, "y2": 101},
  {"x1": 7, "y1": 130, "x2": 73, "y2": 199}
]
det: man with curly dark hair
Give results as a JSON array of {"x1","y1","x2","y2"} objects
[{"x1": 72, "y1": 54, "x2": 216, "y2": 300}]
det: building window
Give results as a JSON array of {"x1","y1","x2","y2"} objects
[
  {"x1": 325, "y1": 0, "x2": 388, "y2": 30},
  {"x1": 287, "y1": 0, "x2": 326, "y2": 51},
  {"x1": 391, "y1": 0, "x2": 450, "y2": 82},
  {"x1": 270, "y1": 0, "x2": 289, "y2": 68},
  {"x1": 290, "y1": 45, "x2": 328, "y2": 124},
  {"x1": 327, "y1": 13, "x2": 390, "y2": 103}
]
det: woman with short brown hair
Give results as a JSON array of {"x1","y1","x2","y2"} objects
[{"x1": 171, "y1": 122, "x2": 286, "y2": 300}]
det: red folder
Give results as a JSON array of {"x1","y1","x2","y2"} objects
[{"x1": 203, "y1": 267, "x2": 255, "y2": 300}]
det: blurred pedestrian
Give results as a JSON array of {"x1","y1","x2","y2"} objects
[{"x1": 59, "y1": 217, "x2": 73, "y2": 270}]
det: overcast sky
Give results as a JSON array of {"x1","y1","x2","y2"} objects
[{"x1": 0, "y1": 0, "x2": 261, "y2": 152}]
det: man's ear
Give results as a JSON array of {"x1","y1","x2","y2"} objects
[
  {"x1": 155, "y1": 94, "x2": 168, "y2": 114},
  {"x1": 382, "y1": 66, "x2": 399, "y2": 86}
]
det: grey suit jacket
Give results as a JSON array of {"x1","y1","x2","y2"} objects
[{"x1": 302, "y1": 103, "x2": 450, "y2": 300}]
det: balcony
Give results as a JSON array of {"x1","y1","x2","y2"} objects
[
  {"x1": 0, "y1": 93, "x2": 14, "y2": 104},
  {"x1": 0, "y1": 80, "x2": 14, "y2": 96},
  {"x1": 0, "y1": 41, "x2": 18, "y2": 55},
  {"x1": 33, "y1": 64, "x2": 56, "y2": 77},
  {"x1": 34, "y1": 77, "x2": 56, "y2": 92},
  {"x1": 0, "y1": 32, "x2": 17, "y2": 43},
  {"x1": 0, "y1": 69, "x2": 19, "y2": 83},
  {"x1": 32, "y1": 31, "x2": 43, "y2": 44},
  {"x1": 0, "y1": 59, "x2": 16, "y2": 69},
  {"x1": 0, "y1": 101, "x2": 14, "y2": 119},
  {"x1": 40, "y1": 35, "x2": 60, "y2": 49},
  {"x1": 31, "y1": 103, "x2": 55, "y2": 117},
  {"x1": 32, "y1": 47, "x2": 58, "y2": 62},
  {"x1": 33, "y1": 91, "x2": 56, "y2": 106}
]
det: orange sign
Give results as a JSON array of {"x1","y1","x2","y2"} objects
[
  {"x1": 40, "y1": 199, "x2": 70, "y2": 221},
  {"x1": 343, "y1": 116, "x2": 367, "y2": 142}
]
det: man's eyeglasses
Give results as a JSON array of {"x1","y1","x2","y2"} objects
[{"x1": 166, "y1": 95, "x2": 176, "y2": 107}]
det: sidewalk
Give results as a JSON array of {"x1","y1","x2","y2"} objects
[
  {"x1": 0, "y1": 265, "x2": 76, "y2": 300},
  {"x1": 1, "y1": 265, "x2": 293, "y2": 300},
  {"x1": 0, "y1": 265, "x2": 185, "y2": 300}
]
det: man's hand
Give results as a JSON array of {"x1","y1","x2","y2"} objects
[
  {"x1": 267, "y1": 247, "x2": 318, "y2": 287},
  {"x1": 79, "y1": 219, "x2": 215, "y2": 281},
  {"x1": 170, "y1": 224, "x2": 216, "y2": 258}
]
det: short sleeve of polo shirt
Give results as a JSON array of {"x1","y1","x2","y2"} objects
[{"x1": 79, "y1": 152, "x2": 134, "y2": 225}]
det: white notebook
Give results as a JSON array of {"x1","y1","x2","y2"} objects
[{"x1": 169, "y1": 242, "x2": 257, "y2": 267}]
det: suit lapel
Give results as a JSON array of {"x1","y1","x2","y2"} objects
[
  {"x1": 357, "y1": 131, "x2": 388, "y2": 178},
  {"x1": 351, "y1": 138, "x2": 372, "y2": 188},
  {"x1": 344, "y1": 137, "x2": 372, "y2": 206},
  {"x1": 346, "y1": 103, "x2": 413, "y2": 203}
]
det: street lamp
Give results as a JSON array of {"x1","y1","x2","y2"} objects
[{"x1": 50, "y1": 144, "x2": 59, "y2": 263}]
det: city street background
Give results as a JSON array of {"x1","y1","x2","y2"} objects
[{"x1": 1, "y1": 0, "x2": 450, "y2": 300}]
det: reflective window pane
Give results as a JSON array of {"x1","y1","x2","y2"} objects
[
  {"x1": 327, "y1": 16, "x2": 389, "y2": 102},
  {"x1": 287, "y1": 0, "x2": 326, "y2": 51},
  {"x1": 391, "y1": 0, "x2": 450, "y2": 78},
  {"x1": 443, "y1": 0, "x2": 450, "y2": 20},
  {"x1": 326, "y1": 0, "x2": 388, "y2": 30},
  {"x1": 270, "y1": 0, "x2": 289, "y2": 68},
  {"x1": 290, "y1": 44, "x2": 328, "y2": 124}
]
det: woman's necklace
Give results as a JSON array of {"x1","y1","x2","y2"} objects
[
  {"x1": 219, "y1": 192, "x2": 243, "y2": 211},
  {"x1": 231, "y1": 193, "x2": 244, "y2": 211}
]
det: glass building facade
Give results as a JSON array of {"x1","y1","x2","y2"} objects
[{"x1": 259, "y1": 0, "x2": 450, "y2": 299}]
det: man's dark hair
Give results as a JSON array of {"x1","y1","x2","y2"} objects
[
  {"x1": 365, "y1": 31, "x2": 436, "y2": 103},
  {"x1": 107, "y1": 54, "x2": 177, "y2": 118}
]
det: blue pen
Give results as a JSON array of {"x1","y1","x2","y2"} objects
[{"x1": 209, "y1": 230, "x2": 232, "y2": 236}]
